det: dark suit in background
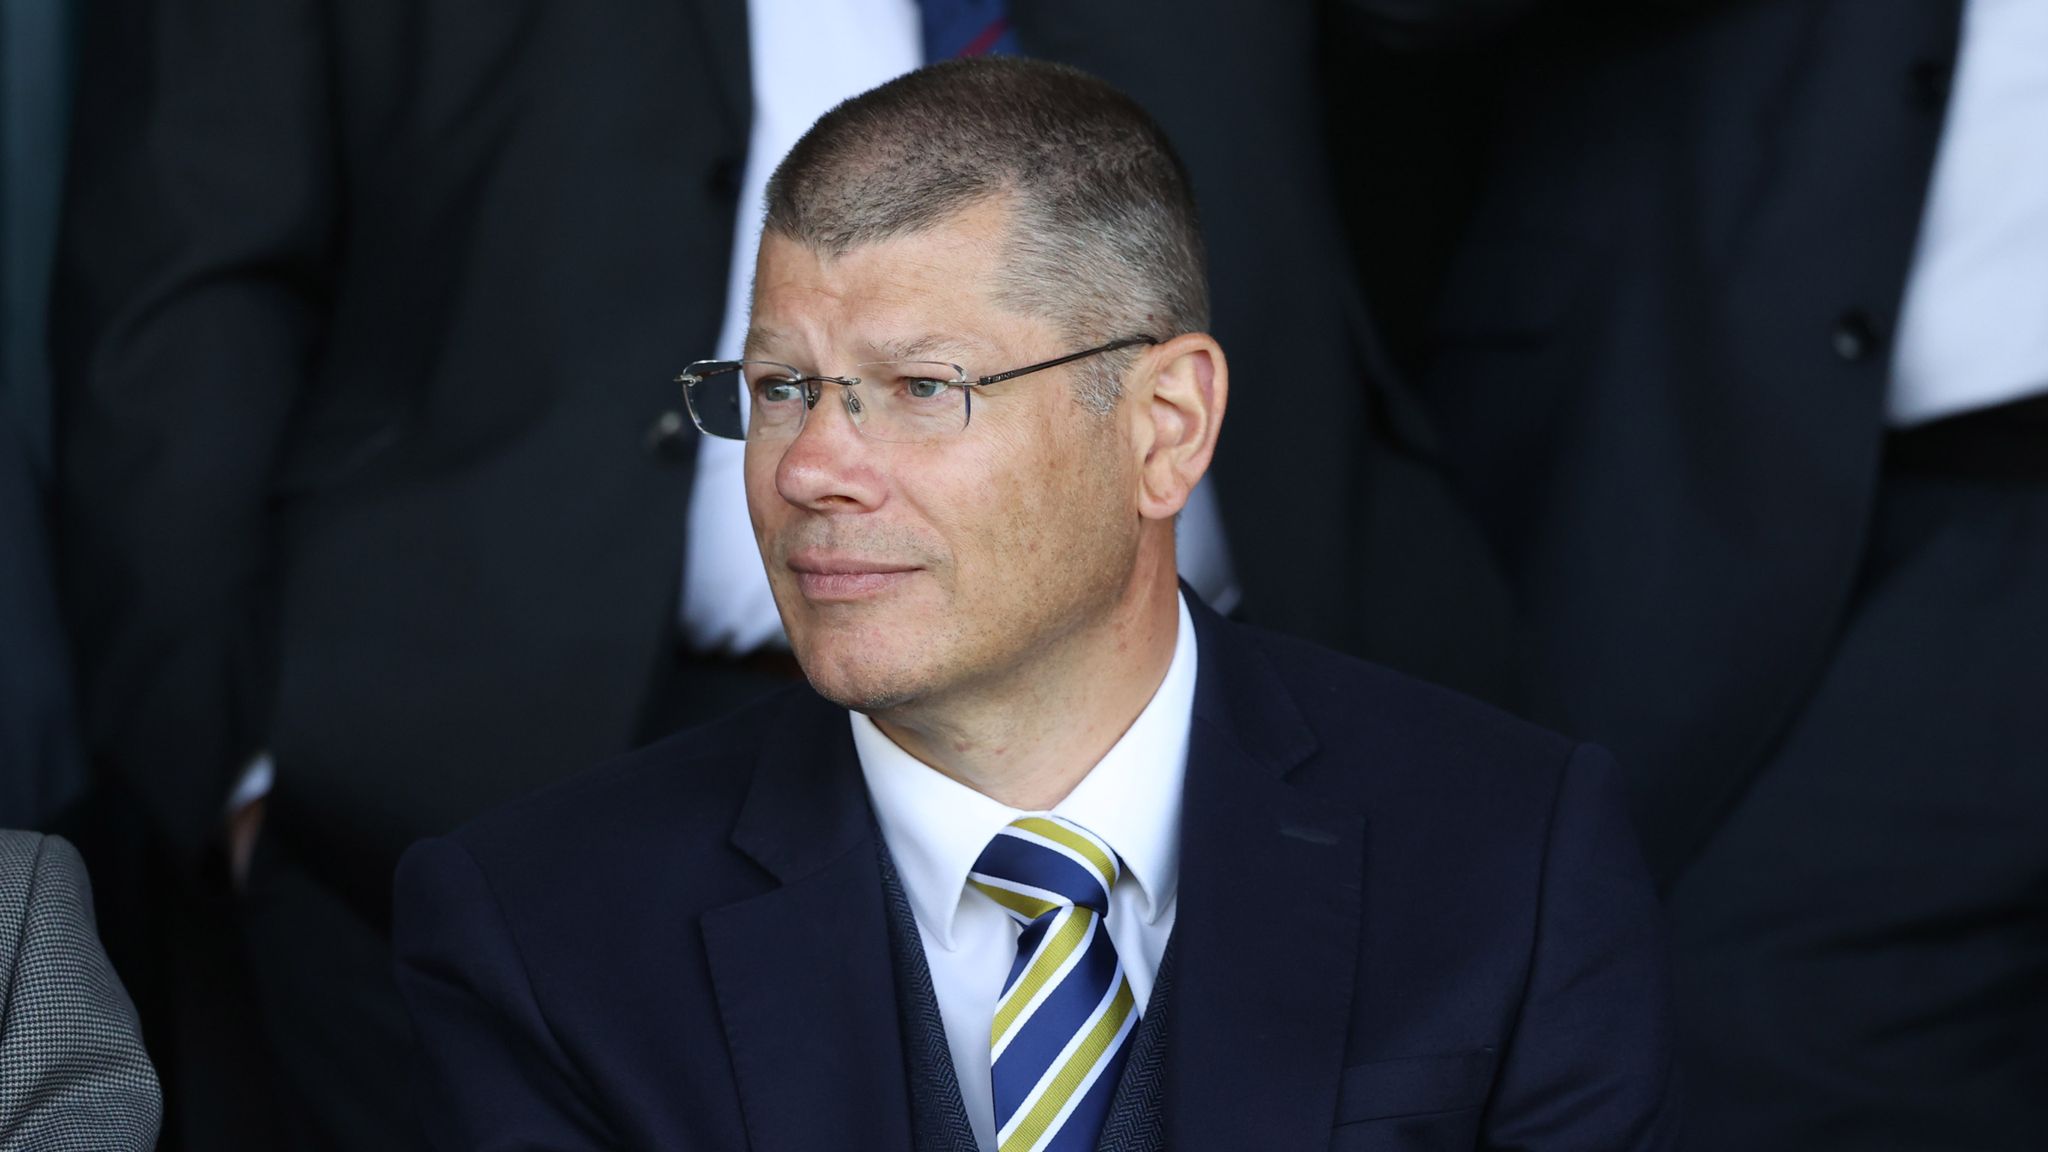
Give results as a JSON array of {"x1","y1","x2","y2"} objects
[
  {"x1": 57, "y1": 3, "x2": 718, "y2": 1143},
  {"x1": 51, "y1": 1, "x2": 1379, "y2": 1146},
  {"x1": 0, "y1": 0, "x2": 82, "y2": 831},
  {"x1": 1344, "y1": 0, "x2": 2048, "y2": 1145},
  {"x1": 1013, "y1": 1, "x2": 1383, "y2": 650},
  {"x1": 395, "y1": 600, "x2": 1679, "y2": 1151},
  {"x1": 0, "y1": 418, "x2": 78, "y2": 830}
]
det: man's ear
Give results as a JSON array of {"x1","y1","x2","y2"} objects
[{"x1": 1132, "y1": 333, "x2": 1227, "y2": 522}]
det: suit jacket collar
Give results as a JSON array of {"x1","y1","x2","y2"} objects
[
  {"x1": 707, "y1": 596, "x2": 1363, "y2": 1151},
  {"x1": 727, "y1": 688, "x2": 872, "y2": 884},
  {"x1": 1168, "y1": 594, "x2": 1366, "y2": 1150},
  {"x1": 702, "y1": 691, "x2": 917, "y2": 1151}
]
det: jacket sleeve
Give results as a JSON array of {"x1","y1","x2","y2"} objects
[
  {"x1": 1483, "y1": 743, "x2": 1685, "y2": 1148},
  {"x1": 0, "y1": 833, "x2": 162, "y2": 1148},
  {"x1": 392, "y1": 837, "x2": 621, "y2": 1151},
  {"x1": 50, "y1": 0, "x2": 337, "y2": 864}
]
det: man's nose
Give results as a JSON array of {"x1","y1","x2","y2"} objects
[{"x1": 773, "y1": 382, "x2": 882, "y2": 510}]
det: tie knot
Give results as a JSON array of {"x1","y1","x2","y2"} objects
[{"x1": 969, "y1": 816, "x2": 1121, "y2": 922}]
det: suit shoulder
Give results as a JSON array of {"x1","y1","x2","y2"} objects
[
  {"x1": 1246, "y1": 623, "x2": 1573, "y2": 757},
  {"x1": 0, "y1": 831, "x2": 47, "y2": 948},
  {"x1": 0, "y1": 828, "x2": 47, "y2": 877},
  {"x1": 0, "y1": 831, "x2": 91, "y2": 909},
  {"x1": 1220, "y1": 626, "x2": 1644, "y2": 929},
  {"x1": 1225, "y1": 622, "x2": 1584, "y2": 812}
]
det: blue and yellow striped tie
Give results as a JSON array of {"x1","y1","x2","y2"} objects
[{"x1": 969, "y1": 816, "x2": 1138, "y2": 1152}]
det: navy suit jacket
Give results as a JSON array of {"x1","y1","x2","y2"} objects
[{"x1": 393, "y1": 599, "x2": 1681, "y2": 1150}]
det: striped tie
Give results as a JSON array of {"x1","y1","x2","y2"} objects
[
  {"x1": 916, "y1": 0, "x2": 1020, "y2": 61},
  {"x1": 969, "y1": 816, "x2": 1138, "y2": 1152}
]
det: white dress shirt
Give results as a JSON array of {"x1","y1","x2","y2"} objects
[
  {"x1": 1888, "y1": 0, "x2": 2048, "y2": 426},
  {"x1": 854, "y1": 594, "x2": 1197, "y2": 1152},
  {"x1": 681, "y1": 0, "x2": 922, "y2": 652}
]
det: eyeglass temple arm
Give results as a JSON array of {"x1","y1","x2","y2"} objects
[
  {"x1": 970, "y1": 336, "x2": 1159, "y2": 387},
  {"x1": 675, "y1": 359, "x2": 746, "y2": 383}
]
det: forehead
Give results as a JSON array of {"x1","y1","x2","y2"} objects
[{"x1": 747, "y1": 200, "x2": 1051, "y2": 360}]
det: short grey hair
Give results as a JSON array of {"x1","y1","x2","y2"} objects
[{"x1": 762, "y1": 57, "x2": 1209, "y2": 413}]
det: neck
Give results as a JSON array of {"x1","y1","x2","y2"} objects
[{"x1": 871, "y1": 556, "x2": 1181, "y2": 811}]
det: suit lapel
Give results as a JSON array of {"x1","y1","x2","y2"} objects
[
  {"x1": 701, "y1": 694, "x2": 917, "y2": 1152},
  {"x1": 1167, "y1": 599, "x2": 1366, "y2": 1150}
]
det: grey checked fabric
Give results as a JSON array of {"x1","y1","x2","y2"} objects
[{"x1": 0, "y1": 831, "x2": 161, "y2": 1150}]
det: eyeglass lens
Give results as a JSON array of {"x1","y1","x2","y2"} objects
[{"x1": 684, "y1": 361, "x2": 970, "y2": 444}]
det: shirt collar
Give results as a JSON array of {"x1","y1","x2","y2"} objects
[{"x1": 853, "y1": 593, "x2": 1198, "y2": 950}]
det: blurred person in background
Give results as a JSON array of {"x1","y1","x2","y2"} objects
[
  {"x1": 50, "y1": 1, "x2": 1380, "y2": 1147},
  {"x1": 1345, "y1": 0, "x2": 2048, "y2": 1146},
  {"x1": 1, "y1": 0, "x2": 83, "y2": 830},
  {"x1": 0, "y1": 402, "x2": 78, "y2": 831}
]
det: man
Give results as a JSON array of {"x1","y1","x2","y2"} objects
[
  {"x1": 0, "y1": 830, "x2": 161, "y2": 1150},
  {"x1": 1343, "y1": 0, "x2": 2048, "y2": 1146},
  {"x1": 51, "y1": 2, "x2": 1373, "y2": 1146},
  {"x1": 396, "y1": 59, "x2": 1679, "y2": 1152}
]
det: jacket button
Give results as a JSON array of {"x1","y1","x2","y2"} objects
[
  {"x1": 1832, "y1": 310, "x2": 1882, "y2": 363},
  {"x1": 707, "y1": 156, "x2": 743, "y2": 202},
  {"x1": 645, "y1": 410, "x2": 692, "y2": 463},
  {"x1": 1908, "y1": 58, "x2": 1951, "y2": 112}
]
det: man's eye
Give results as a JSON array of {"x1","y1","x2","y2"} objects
[
  {"x1": 903, "y1": 378, "x2": 951, "y2": 400},
  {"x1": 757, "y1": 378, "x2": 805, "y2": 404}
]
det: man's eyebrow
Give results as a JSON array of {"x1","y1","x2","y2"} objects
[
  {"x1": 742, "y1": 326, "x2": 789, "y2": 357},
  {"x1": 869, "y1": 333, "x2": 989, "y2": 362},
  {"x1": 740, "y1": 329, "x2": 993, "y2": 365}
]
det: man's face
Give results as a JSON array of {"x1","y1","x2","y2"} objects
[{"x1": 744, "y1": 200, "x2": 1144, "y2": 714}]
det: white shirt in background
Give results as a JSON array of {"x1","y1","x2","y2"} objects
[
  {"x1": 1889, "y1": 0, "x2": 2048, "y2": 426},
  {"x1": 681, "y1": 0, "x2": 923, "y2": 653}
]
